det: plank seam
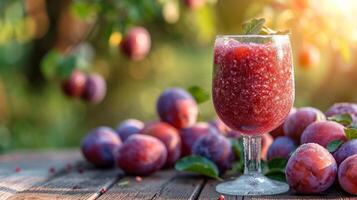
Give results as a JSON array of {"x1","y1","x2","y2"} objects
[
  {"x1": 150, "y1": 171, "x2": 179, "y2": 200},
  {"x1": 88, "y1": 172, "x2": 125, "y2": 200},
  {"x1": 192, "y1": 179, "x2": 207, "y2": 200}
]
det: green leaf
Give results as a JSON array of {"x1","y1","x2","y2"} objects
[
  {"x1": 268, "y1": 158, "x2": 288, "y2": 170},
  {"x1": 57, "y1": 55, "x2": 77, "y2": 79},
  {"x1": 327, "y1": 114, "x2": 353, "y2": 126},
  {"x1": 231, "y1": 138, "x2": 244, "y2": 160},
  {"x1": 265, "y1": 169, "x2": 286, "y2": 182},
  {"x1": 261, "y1": 26, "x2": 290, "y2": 35},
  {"x1": 242, "y1": 18, "x2": 266, "y2": 35},
  {"x1": 41, "y1": 50, "x2": 62, "y2": 80},
  {"x1": 345, "y1": 127, "x2": 357, "y2": 140},
  {"x1": 327, "y1": 140, "x2": 344, "y2": 153},
  {"x1": 175, "y1": 155, "x2": 220, "y2": 179},
  {"x1": 188, "y1": 86, "x2": 210, "y2": 104}
]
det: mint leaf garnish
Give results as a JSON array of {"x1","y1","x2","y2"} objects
[
  {"x1": 242, "y1": 18, "x2": 266, "y2": 35},
  {"x1": 345, "y1": 127, "x2": 357, "y2": 140},
  {"x1": 188, "y1": 86, "x2": 210, "y2": 104},
  {"x1": 175, "y1": 155, "x2": 220, "y2": 179},
  {"x1": 327, "y1": 140, "x2": 344, "y2": 153},
  {"x1": 261, "y1": 26, "x2": 290, "y2": 35},
  {"x1": 328, "y1": 114, "x2": 353, "y2": 126}
]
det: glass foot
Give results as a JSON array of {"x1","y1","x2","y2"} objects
[{"x1": 216, "y1": 174, "x2": 289, "y2": 196}]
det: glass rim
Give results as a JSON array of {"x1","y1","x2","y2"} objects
[{"x1": 216, "y1": 34, "x2": 290, "y2": 38}]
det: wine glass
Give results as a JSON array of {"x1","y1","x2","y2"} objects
[{"x1": 213, "y1": 35, "x2": 294, "y2": 195}]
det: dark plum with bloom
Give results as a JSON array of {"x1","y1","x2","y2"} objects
[
  {"x1": 180, "y1": 122, "x2": 216, "y2": 156},
  {"x1": 300, "y1": 121, "x2": 347, "y2": 148},
  {"x1": 62, "y1": 70, "x2": 86, "y2": 97},
  {"x1": 267, "y1": 136, "x2": 297, "y2": 161},
  {"x1": 283, "y1": 107, "x2": 325, "y2": 143},
  {"x1": 116, "y1": 134, "x2": 167, "y2": 176},
  {"x1": 81, "y1": 73, "x2": 107, "y2": 104},
  {"x1": 338, "y1": 154, "x2": 357, "y2": 195},
  {"x1": 325, "y1": 102, "x2": 357, "y2": 126},
  {"x1": 157, "y1": 88, "x2": 198, "y2": 129},
  {"x1": 141, "y1": 122, "x2": 181, "y2": 166},
  {"x1": 285, "y1": 143, "x2": 337, "y2": 194},
  {"x1": 192, "y1": 133, "x2": 235, "y2": 173},
  {"x1": 209, "y1": 117, "x2": 231, "y2": 135},
  {"x1": 270, "y1": 107, "x2": 296, "y2": 139},
  {"x1": 120, "y1": 26, "x2": 151, "y2": 61},
  {"x1": 261, "y1": 133, "x2": 273, "y2": 161},
  {"x1": 333, "y1": 139, "x2": 357, "y2": 165},
  {"x1": 116, "y1": 119, "x2": 144, "y2": 141},
  {"x1": 81, "y1": 127, "x2": 122, "y2": 168}
]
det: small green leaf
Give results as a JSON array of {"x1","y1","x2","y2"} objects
[
  {"x1": 327, "y1": 114, "x2": 353, "y2": 126},
  {"x1": 175, "y1": 155, "x2": 220, "y2": 179},
  {"x1": 268, "y1": 158, "x2": 288, "y2": 170},
  {"x1": 41, "y1": 50, "x2": 62, "y2": 80},
  {"x1": 188, "y1": 86, "x2": 210, "y2": 104},
  {"x1": 345, "y1": 127, "x2": 357, "y2": 140},
  {"x1": 327, "y1": 140, "x2": 344, "y2": 153},
  {"x1": 242, "y1": 18, "x2": 266, "y2": 35},
  {"x1": 117, "y1": 180, "x2": 130, "y2": 187},
  {"x1": 265, "y1": 169, "x2": 286, "y2": 182},
  {"x1": 231, "y1": 138, "x2": 244, "y2": 159},
  {"x1": 57, "y1": 55, "x2": 77, "y2": 79},
  {"x1": 261, "y1": 26, "x2": 290, "y2": 35}
]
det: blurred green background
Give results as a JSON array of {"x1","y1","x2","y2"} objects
[{"x1": 1, "y1": 0, "x2": 357, "y2": 151}]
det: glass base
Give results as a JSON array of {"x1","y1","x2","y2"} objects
[{"x1": 216, "y1": 173, "x2": 289, "y2": 196}]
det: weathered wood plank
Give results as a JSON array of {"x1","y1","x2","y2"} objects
[
  {"x1": 99, "y1": 169, "x2": 177, "y2": 200},
  {"x1": 0, "y1": 150, "x2": 82, "y2": 199},
  {"x1": 151, "y1": 172, "x2": 205, "y2": 200},
  {"x1": 198, "y1": 179, "x2": 240, "y2": 200},
  {"x1": 7, "y1": 167, "x2": 122, "y2": 200}
]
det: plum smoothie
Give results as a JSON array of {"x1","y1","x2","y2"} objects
[{"x1": 212, "y1": 37, "x2": 294, "y2": 135}]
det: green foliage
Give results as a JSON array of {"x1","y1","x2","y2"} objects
[
  {"x1": 345, "y1": 128, "x2": 357, "y2": 140},
  {"x1": 175, "y1": 155, "x2": 220, "y2": 179},
  {"x1": 188, "y1": 86, "x2": 210, "y2": 104},
  {"x1": 327, "y1": 140, "x2": 344, "y2": 153},
  {"x1": 327, "y1": 114, "x2": 353, "y2": 126},
  {"x1": 41, "y1": 50, "x2": 77, "y2": 80},
  {"x1": 242, "y1": 18, "x2": 265, "y2": 35}
]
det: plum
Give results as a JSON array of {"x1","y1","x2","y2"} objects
[
  {"x1": 81, "y1": 127, "x2": 122, "y2": 168},
  {"x1": 157, "y1": 88, "x2": 198, "y2": 129},
  {"x1": 338, "y1": 154, "x2": 357, "y2": 195},
  {"x1": 120, "y1": 26, "x2": 151, "y2": 61},
  {"x1": 61, "y1": 70, "x2": 86, "y2": 97},
  {"x1": 180, "y1": 122, "x2": 216, "y2": 156},
  {"x1": 267, "y1": 136, "x2": 297, "y2": 161},
  {"x1": 116, "y1": 134, "x2": 167, "y2": 176},
  {"x1": 325, "y1": 102, "x2": 357, "y2": 126},
  {"x1": 286, "y1": 143, "x2": 337, "y2": 194},
  {"x1": 192, "y1": 133, "x2": 235, "y2": 173},
  {"x1": 283, "y1": 107, "x2": 325, "y2": 143},
  {"x1": 300, "y1": 121, "x2": 347, "y2": 148},
  {"x1": 141, "y1": 122, "x2": 181, "y2": 166},
  {"x1": 261, "y1": 133, "x2": 273, "y2": 161},
  {"x1": 270, "y1": 107, "x2": 296, "y2": 139},
  {"x1": 81, "y1": 73, "x2": 107, "y2": 104},
  {"x1": 333, "y1": 139, "x2": 357, "y2": 165},
  {"x1": 116, "y1": 119, "x2": 144, "y2": 141},
  {"x1": 209, "y1": 117, "x2": 231, "y2": 135}
]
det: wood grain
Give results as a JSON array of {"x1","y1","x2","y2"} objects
[
  {"x1": 0, "y1": 150, "x2": 82, "y2": 199},
  {"x1": 198, "y1": 179, "x2": 240, "y2": 200},
  {"x1": 7, "y1": 167, "x2": 122, "y2": 200}
]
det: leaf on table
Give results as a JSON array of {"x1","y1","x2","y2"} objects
[
  {"x1": 242, "y1": 18, "x2": 266, "y2": 35},
  {"x1": 267, "y1": 158, "x2": 288, "y2": 170},
  {"x1": 265, "y1": 168, "x2": 286, "y2": 182},
  {"x1": 188, "y1": 86, "x2": 210, "y2": 104},
  {"x1": 327, "y1": 140, "x2": 344, "y2": 153},
  {"x1": 345, "y1": 127, "x2": 357, "y2": 140},
  {"x1": 175, "y1": 155, "x2": 220, "y2": 179},
  {"x1": 327, "y1": 113, "x2": 353, "y2": 126}
]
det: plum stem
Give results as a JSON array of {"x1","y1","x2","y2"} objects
[{"x1": 243, "y1": 135, "x2": 262, "y2": 174}]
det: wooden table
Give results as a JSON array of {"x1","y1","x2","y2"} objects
[{"x1": 0, "y1": 150, "x2": 355, "y2": 200}]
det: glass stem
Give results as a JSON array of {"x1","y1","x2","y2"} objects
[{"x1": 243, "y1": 135, "x2": 262, "y2": 175}]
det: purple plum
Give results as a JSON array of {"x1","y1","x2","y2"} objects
[
  {"x1": 116, "y1": 119, "x2": 144, "y2": 141},
  {"x1": 267, "y1": 136, "x2": 297, "y2": 161},
  {"x1": 338, "y1": 154, "x2": 357, "y2": 195},
  {"x1": 81, "y1": 73, "x2": 107, "y2": 104},
  {"x1": 61, "y1": 70, "x2": 86, "y2": 97},
  {"x1": 333, "y1": 139, "x2": 357, "y2": 165},
  {"x1": 120, "y1": 26, "x2": 151, "y2": 61},
  {"x1": 325, "y1": 102, "x2": 357, "y2": 126}
]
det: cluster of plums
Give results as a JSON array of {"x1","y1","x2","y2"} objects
[
  {"x1": 268, "y1": 103, "x2": 357, "y2": 195},
  {"x1": 80, "y1": 87, "x2": 357, "y2": 195},
  {"x1": 62, "y1": 70, "x2": 107, "y2": 104}
]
